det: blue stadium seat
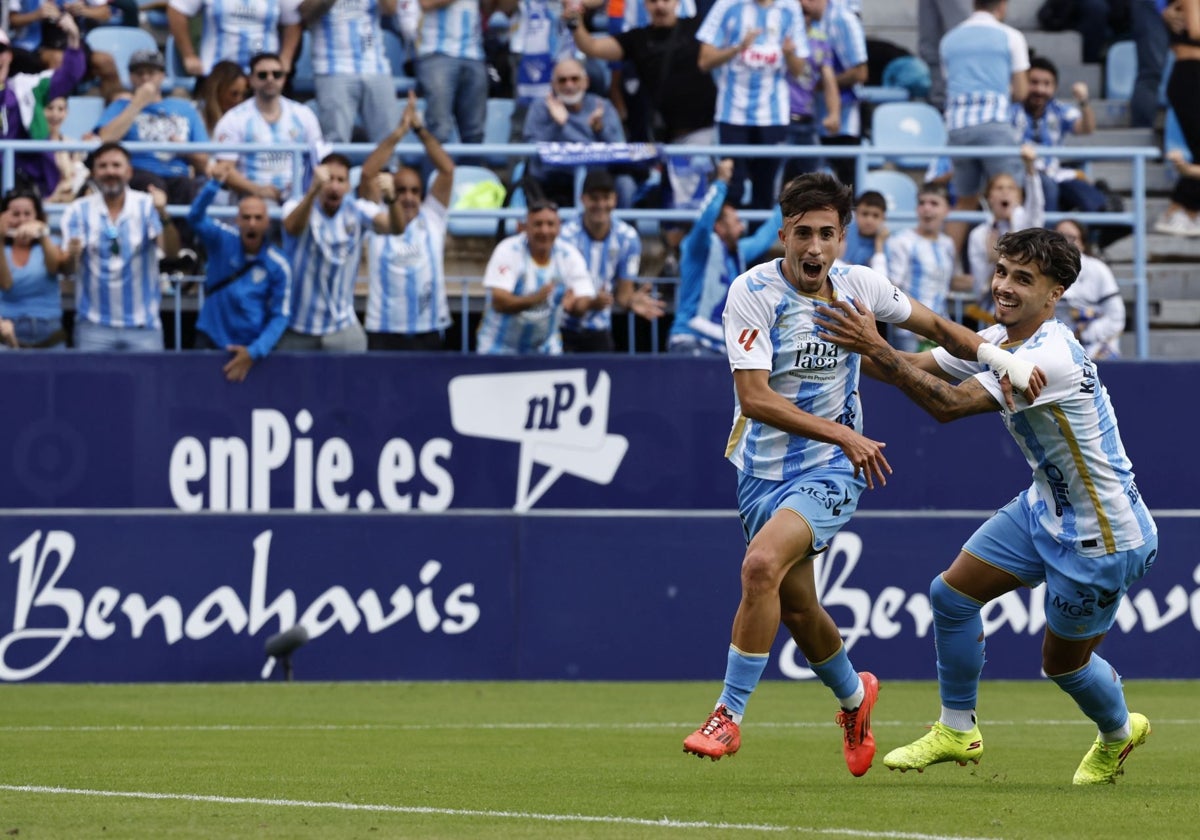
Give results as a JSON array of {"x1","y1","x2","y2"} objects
[
  {"x1": 858, "y1": 169, "x2": 918, "y2": 230},
  {"x1": 868, "y1": 101, "x2": 946, "y2": 171},
  {"x1": 437, "y1": 165, "x2": 506, "y2": 238},
  {"x1": 163, "y1": 35, "x2": 196, "y2": 94},
  {"x1": 1105, "y1": 40, "x2": 1136, "y2": 101},
  {"x1": 482, "y1": 98, "x2": 515, "y2": 166},
  {"x1": 84, "y1": 26, "x2": 160, "y2": 91},
  {"x1": 62, "y1": 95, "x2": 106, "y2": 140}
]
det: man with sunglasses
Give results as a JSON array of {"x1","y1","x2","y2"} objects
[
  {"x1": 476, "y1": 198, "x2": 595, "y2": 355},
  {"x1": 59, "y1": 142, "x2": 182, "y2": 351},
  {"x1": 213, "y1": 52, "x2": 326, "y2": 206}
]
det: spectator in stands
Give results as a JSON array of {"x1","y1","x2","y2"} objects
[
  {"x1": 940, "y1": 0, "x2": 1029, "y2": 251},
  {"x1": 567, "y1": 0, "x2": 717, "y2": 255},
  {"x1": 167, "y1": 0, "x2": 302, "y2": 77},
  {"x1": 96, "y1": 49, "x2": 210, "y2": 210},
  {"x1": 558, "y1": 167, "x2": 663, "y2": 352},
  {"x1": 840, "y1": 189, "x2": 886, "y2": 269},
  {"x1": 784, "y1": 0, "x2": 840, "y2": 183},
  {"x1": 59, "y1": 142, "x2": 181, "y2": 351},
  {"x1": 43, "y1": 95, "x2": 90, "y2": 203},
  {"x1": 12, "y1": 0, "x2": 123, "y2": 101},
  {"x1": 1012, "y1": 56, "x2": 1106, "y2": 214},
  {"x1": 885, "y1": 182, "x2": 964, "y2": 352},
  {"x1": 1130, "y1": 0, "x2": 1170, "y2": 127},
  {"x1": 0, "y1": 187, "x2": 61, "y2": 348},
  {"x1": 276, "y1": 152, "x2": 406, "y2": 352},
  {"x1": 299, "y1": 0, "x2": 400, "y2": 145},
  {"x1": 197, "y1": 60, "x2": 249, "y2": 136},
  {"x1": 212, "y1": 52, "x2": 326, "y2": 205},
  {"x1": 818, "y1": 0, "x2": 868, "y2": 187},
  {"x1": 476, "y1": 198, "x2": 595, "y2": 355},
  {"x1": 522, "y1": 56, "x2": 632, "y2": 207},
  {"x1": 668, "y1": 158, "x2": 782, "y2": 355},
  {"x1": 0, "y1": 20, "x2": 86, "y2": 199},
  {"x1": 188, "y1": 160, "x2": 292, "y2": 380},
  {"x1": 1154, "y1": 0, "x2": 1200, "y2": 236},
  {"x1": 966, "y1": 144, "x2": 1043, "y2": 314},
  {"x1": 508, "y1": 0, "x2": 578, "y2": 128},
  {"x1": 358, "y1": 91, "x2": 456, "y2": 351},
  {"x1": 697, "y1": 0, "x2": 809, "y2": 209},
  {"x1": 918, "y1": 0, "x2": 970, "y2": 110},
  {"x1": 1054, "y1": 218, "x2": 1126, "y2": 359},
  {"x1": 414, "y1": 0, "x2": 489, "y2": 148}
]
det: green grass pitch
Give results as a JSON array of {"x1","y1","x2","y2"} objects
[{"x1": 0, "y1": 680, "x2": 1195, "y2": 839}]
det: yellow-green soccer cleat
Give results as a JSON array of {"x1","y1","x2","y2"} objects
[
  {"x1": 1072, "y1": 713, "x2": 1151, "y2": 785},
  {"x1": 883, "y1": 722, "x2": 983, "y2": 772}
]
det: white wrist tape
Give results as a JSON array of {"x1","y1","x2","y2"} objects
[{"x1": 976, "y1": 342, "x2": 1034, "y2": 392}]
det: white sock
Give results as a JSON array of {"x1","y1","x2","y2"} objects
[
  {"x1": 939, "y1": 707, "x2": 977, "y2": 732},
  {"x1": 718, "y1": 703, "x2": 744, "y2": 725},
  {"x1": 837, "y1": 677, "x2": 865, "y2": 711},
  {"x1": 1101, "y1": 722, "x2": 1131, "y2": 743}
]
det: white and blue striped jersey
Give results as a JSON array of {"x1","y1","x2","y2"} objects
[
  {"x1": 558, "y1": 217, "x2": 641, "y2": 334},
  {"x1": 213, "y1": 97, "x2": 325, "y2": 202},
  {"x1": 417, "y1": 0, "x2": 484, "y2": 60},
  {"x1": 723, "y1": 261, "x2": 912, "y2": 479},
  {"x1": 364, "y1": 196, "x2": 450, "y2": 334},
  {"x1": 696, "y1": 0, "x2": 809, "y2": 127},
  {"x1": 476, "y1": 234, "x2": 595, "y2": 355},
  {"x1": 822, "y1": 0, "x2": 868, "y2": 136},
  {"x1": 931, "y1": 320, "x2": 1156, "y2": 556},
  {"x1": 61, "y1": 189, "x2": 163, "y2": 329},
  {"x1": 282, "y1": 196, "x2": 380, "y2": 335},
  {"x1": 310, "y1": 0, "x2": 391, "y2": 75},
  {"x1": 168, "y1": 0, "x2": 302, "y2": 74},
  {"x1": 940, "y1": 10, "x2": 1029, "y2": 130},
  {"x1": 885, "y1": 228, "x2": 955, "y2": 351}
]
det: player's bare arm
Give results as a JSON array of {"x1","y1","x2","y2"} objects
[
  {"x1": 733, "y1": 369, "x2": 892, "y2": 489},
  {"x1": 815, "y1": 300, "x2": 1003, "y2": 422}
]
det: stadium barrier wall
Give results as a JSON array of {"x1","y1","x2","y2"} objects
[{"x1": 1, "y1": 354, "x2": 1197, "y2": 682}]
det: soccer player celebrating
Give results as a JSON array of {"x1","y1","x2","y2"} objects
[
  {"x1": 815, "y1": 227, "x2": 1157, "y2": 784},
  {"x1": 683, "y1": 172, "x2": 1040, "y2": 776}
]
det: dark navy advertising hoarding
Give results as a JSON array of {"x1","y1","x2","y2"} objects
[
  {"x1": 1, "y1": 512, "x2": 1194, "y2": 683},
  {"x1": 3, "y1": 355, "x2": 1197, "y2": 513}
]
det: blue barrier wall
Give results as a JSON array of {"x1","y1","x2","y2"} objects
[
  {"x1": 1, "y1": 512, "x2": 1195, "y2": 683},
  {"x1": 4, "y1": 354, "x2": 1198, "y2": 512},
  {"x1": 2, "y1": 355, "x2": 1196, "y2": 682}
]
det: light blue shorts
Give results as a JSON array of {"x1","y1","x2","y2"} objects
[
  {"x1": 963, "y1": 495, "x2": 1158, "y2": 640},
  {"x1": 736, "y1": 468, "x2": 866, "y2": 551}
]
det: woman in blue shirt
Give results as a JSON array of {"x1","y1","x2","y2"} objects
[{"x1": 0, "y1": 188, "x2": 66, "y2": 348}]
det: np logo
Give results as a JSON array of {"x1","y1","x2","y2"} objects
[{"x1": 448, "y1": 370, "x2": 629, "y2": 512}]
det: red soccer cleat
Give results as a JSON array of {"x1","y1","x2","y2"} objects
[
  {"x1": 683, "y1": 704, "x2": 741, "y2": 761},
  {"x1": 836, "y1": 671, "x2": 879, "y2": 777}
]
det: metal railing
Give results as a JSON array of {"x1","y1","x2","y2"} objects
[{"x1": 1, "y1": 138, "x2": 1161, "y2": 357}]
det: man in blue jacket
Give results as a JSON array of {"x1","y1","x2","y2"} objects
[
  {"x1": 189, "y1": 160, "x2": 292, "y2": 382},
  {"x1": 668, "y1": 158, "x2": 782, "y2": 356}
]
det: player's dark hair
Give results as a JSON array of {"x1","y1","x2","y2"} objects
[
  {"x1": 320, "y1": 152, "x2": 353, "y2": 171},
  {"x1": 780, "y1": 172, "x2": 854, "y2": 227},
  {"x1": 91, "y1": 141, "x2": 131, "y2": 166},
  {"x1": 1030, "y1": 55, "x2": 1059, "y2": 81},
  {"x1": 248, "y1": 52, "x2": 283, "y2": 73},
  {"x1": 853, "y1": 190, "x2": 887, "y2": 212},
  {"x1": 995, "y1": 228, "x2": 1079, "y2": 290}
]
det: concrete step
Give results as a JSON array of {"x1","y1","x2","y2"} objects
[
  {"x1": 1146, "y1": 300, "x2": 1200, "y2": 326},
  {"x1": 1105, "y1": 229, "x2": 1200, "y2": 262},
  {"x1": 1026, "y1": 31, "x2": 1083, "y2": 66},
  {"x1": 1091, "y1": 99, "x2": 1133, "y2": 129},
  {"x1": 1120, "y1": 328, "x2": 1200, "y2": 358},
  {"x1": 1089, "y1": 160, "x2": 1173, "y2": 193},
  {"x1": 1110, "y1": 263, "x2": 1200, "y2": 300},
  {"x1": 863, "y1": 0, "x2": 916, "y2": 29},
  {"x1": 1064, "y1": 127, "x2": 1158, "y2": 148}
]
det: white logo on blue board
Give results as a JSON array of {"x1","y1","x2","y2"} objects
[{"x1": 447, "y1": 370, "x2": 629, "y2": 512}]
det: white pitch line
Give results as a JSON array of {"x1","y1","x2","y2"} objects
[
  {"x1": 0, "y1": 719, "x2": 1192, "y2": 734},
  {"x1": 0, "y1": 784, "x2": 1002, "y2": 840}
]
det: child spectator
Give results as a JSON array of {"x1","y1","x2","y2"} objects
[
  {"x1": 966, "y1": 144, "x2": 1043, "y2": 314},
  {"x1": 840, "y1": 189, "x2": 887, "y2": 269}
]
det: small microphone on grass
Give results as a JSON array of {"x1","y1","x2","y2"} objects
[{"x1": 260, "y1": 625, "x2": 310, "y2": 681}]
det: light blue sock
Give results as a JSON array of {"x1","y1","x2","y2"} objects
[
  {"x1": 1049, "y1": 653, "x2": 1128, "y2": 734},
  {"x1": 716, "y1": 646, "x2": 769, "y2": 718},
  {"x1": 931, "y1": 574, "x2": 986, "y2": 711},
  {"x1": 809, "y1": 644, "x2": 859, "y2": 702}
]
